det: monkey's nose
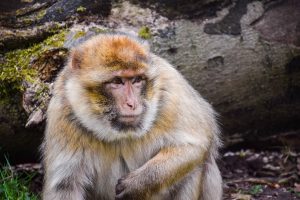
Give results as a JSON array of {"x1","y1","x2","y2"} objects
[
  {"x1": 127, "y1": 103, "x2": 133, "y2": 108},
  {"x1": 126, "y1": 101, "x2": 136, "y2": 110}
]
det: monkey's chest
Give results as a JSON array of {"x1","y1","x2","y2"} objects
[{"x1": 93, "y1": 150, "x2": 151, "y2": 199}]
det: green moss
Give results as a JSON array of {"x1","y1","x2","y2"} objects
[
  {"x1": 17, "y1": 9, "x2": 46, "y2": 26},
  {"x1": 0, "y1": 30, "x2": 68, "y2": 99},
  {"x1": 0, "y1": 46, "x2": 38, "y2": 97},
  {"x1": 138, "y1": 26, "x2": 152, "y2": 40},
  {"x1": 74, "y1": 30, "x2": 86, "y2": 39},
  {"x1": 89, "y1": 27, "x2": 107, "y2": 34},
  {"x1": 43, "y1": 30, "x2": 68, "y2": 48},
  {"x1": 36, "y1": 10, "x2": 46, "y2": 20},
  {"x1": 48, "y1": 22, "x2": 65, "y2": 34},
  {"x1": 15, "y1": 4, "x2": 33, "y2": 16},
  {"x1": 34, "y1": 83, "x2": 49, "y2": 99},
  {"x1": 22, "y1": 17, "x2": 34, "y2": 26},
  {"x1": 76, "y1": 6, "x2": 87, "y2": 13},
  {"x1": 56, "y1": 7, "x2": 64, "y2": 14},
  {"x1": 15, "y1": 9, "x2": 23, "y2": 16}
]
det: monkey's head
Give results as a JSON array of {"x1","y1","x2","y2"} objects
[{"x1": 64, "y1": 34, "x2": 159, "y2": 141}]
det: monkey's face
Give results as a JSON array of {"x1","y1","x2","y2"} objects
[
  {"x1": 65, "y1": 66, "x2": 158, "y2": 141},
  {"x1": 104, "y1": 70, "x2": 147, "y2": 130},
  {"x1": 64, "y1": 34, "x2": 160, "y2": 141}
]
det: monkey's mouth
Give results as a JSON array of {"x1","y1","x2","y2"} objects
[
  {"x1": 118, "y1": 115, "x2": 141, "y2": 123},
  {"x1": 111, "y1": 115, "x2": 143, "y2": 132}
]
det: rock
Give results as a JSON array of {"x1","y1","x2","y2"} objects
[{"x1": 254, "y1": 0, "x2": 300, "y2": 47}]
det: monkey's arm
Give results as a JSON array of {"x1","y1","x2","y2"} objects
[
  {"x1": 116, "y1": 144, "x2": 207, "y2": 199},
  {"x1": 43, "y1": 148, "x2": 92, "y2": 200}
]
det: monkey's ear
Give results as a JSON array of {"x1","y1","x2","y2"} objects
[{"x1": 70, "y1": 49, "x2": 82, "y2": 69}]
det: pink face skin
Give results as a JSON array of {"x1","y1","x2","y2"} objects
[{"x1": 105, "y1": 69, "x2": 146, "y2": 124}]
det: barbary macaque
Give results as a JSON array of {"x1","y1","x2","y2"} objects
[{"x1": 42, "y1": 33, "x2": 222, "y2": 200}]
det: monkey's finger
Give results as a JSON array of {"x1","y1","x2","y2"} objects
[
  {"x1": 115, "y1": 191, "x2": 128, "y2": 200},
  {"x1": 115, "y1": 182, "x2": 125, "y2": 195},
  {"x1": 117, "y1": 177, "x2": 126, "y2": 184}
]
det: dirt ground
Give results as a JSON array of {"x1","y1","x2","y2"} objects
[
  {"x1": 13, "y1": 149, "x2": 300, "y2": 200},
  {"x1": 220, "y1": 149, "x2": 300, "y2": 200}
]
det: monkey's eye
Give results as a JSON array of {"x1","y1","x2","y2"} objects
[
  {"x1": 132, "y1": 76, "x2": 145, "y2": 84},
  {"x1": 111, "y1": 77, "x2": 124, "y2": 85}
]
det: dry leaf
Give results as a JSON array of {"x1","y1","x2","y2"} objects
[
  {"x1": 294, "y1": 183, "x2": 300, "y2": 192},
  {"x1": 231, "y1": 193, "x2": 252, "y2": 200}
]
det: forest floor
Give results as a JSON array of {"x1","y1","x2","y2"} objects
[
  {"x1": 8, "y1": 149, "x2": 300, "y2": 200},
  {"x1": 220, "y1": 149, "x2": 300, "y2": 200}
]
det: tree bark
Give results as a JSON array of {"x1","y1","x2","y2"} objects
[
  {"x1": 0, "y1": 0, "x2": 111, "y2": 52},
  {"x1": 148, "y1": 0, "x2": 300, "y2": 145}
]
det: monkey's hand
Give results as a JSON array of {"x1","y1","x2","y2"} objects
[
  {"x1": 115, "y1": 145, "x2": 205, "y2": 199},
  {"x1": 115, "y1": 172, "x2": 148, "y2": 200}
]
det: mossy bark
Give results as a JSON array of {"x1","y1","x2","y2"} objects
[{"x1": 0, "y1": 0, "x2": 111, "y2": 52}]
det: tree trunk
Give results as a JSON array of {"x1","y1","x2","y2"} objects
[
  {"x1": 0, "y1": 0, "x2": 111, "y2": 52},
  {"x1": 147, "y1": 0, "x2": 300, "y2": 147}
]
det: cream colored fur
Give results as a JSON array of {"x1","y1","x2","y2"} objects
[{"x1": 42, "y1": 34, "x2": 222, "y2": 200}]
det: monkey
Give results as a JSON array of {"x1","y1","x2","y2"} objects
[{"x1": 42, "y1": 33, "x2": 222, "y2": 200}]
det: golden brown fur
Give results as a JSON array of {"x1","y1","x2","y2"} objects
[{"x1": 42, "y1": 34, "x2": 222, "y2": 200}]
